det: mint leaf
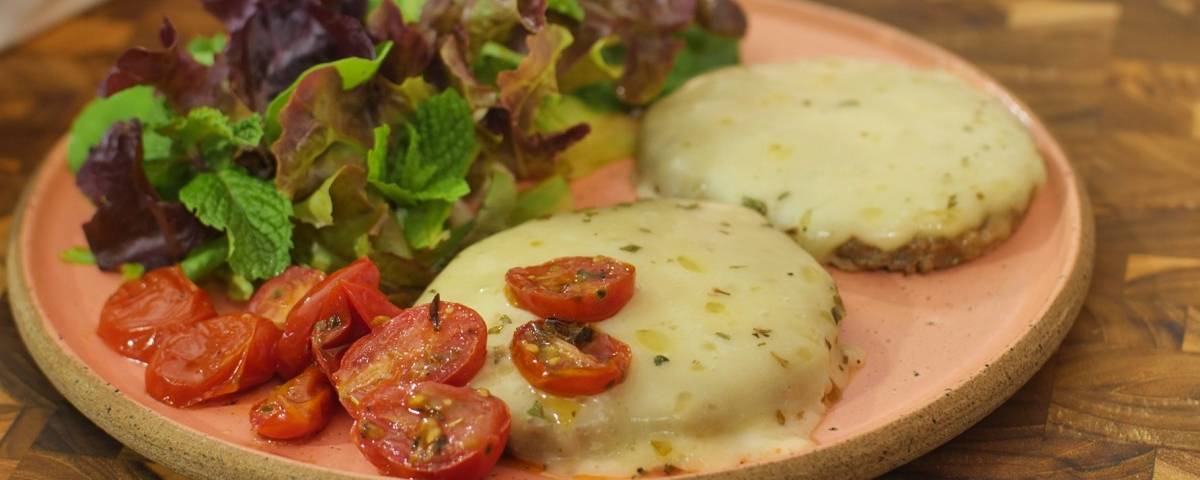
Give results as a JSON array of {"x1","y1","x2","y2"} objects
[
  {"x1": 67, "y1": 86, "x2": 172, "y2": 172},
  {"x1": 147, "y1": 108, "x2": 263, "y2": 198},
  {"x1": 186, "y1": 33, "x2": 227, "y2": 67},
  {"x1": 179, "y1": 167, "x2": 293, "y2": 281},
  {"x1": 265, "y1": 42, "x2": 394, "y2": 141},
  {"x1": 403, "y1": 201, "x2": 453, "y2": 249},
  {"x1": 368, "y1": 89, "x2": 478, "y2": 205},
  {"x1": 547, "y1": 0, "x2": 584, "y2": 21}
]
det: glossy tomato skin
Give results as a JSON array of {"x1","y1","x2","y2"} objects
[
  {"x1": 248, "y1": 266, "x2": 325, "y2": 328},
  {"x1": 275, "y1": 257, "x2": 384, "y2": 378},
  {"x1": 333, "y1": 299, "x2": 487, "y2": 411},
  {"x1": 505, "y1": 256, "x2": 636, "y2": 322},
  {"x1": 352, "y1": 381, "x2": 510, "y2": 480},
  {"x1": 250, "y1": 365, "x2": 336, "y2": 440},
  {"x1": 510, "y1": 318, "x2": 632, "y2": 397},
  {"x1": 97, "y1": 266, "x2": 217, "y2": 362},
  {"x1": 146, "y1": 313, "x2": 280, "y2": 407},
  {"x1": 342, "y1": 282, "x2": 403, "y2": 330}
]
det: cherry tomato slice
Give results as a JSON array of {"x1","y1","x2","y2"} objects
[
  {"x1": 510, "y1": 318, "x2": 632, "y2": 397},
  {"x1": 97, "y1": 266, "x2": 217, "y2": 362},
  {"x1": 248, "y1": 266, "x2": 325, "y2": 328},
  {"x1": 505, "y1": 256, "x2": 636, "y2": 322},
  {"x1": 275, "y1": 257, "x2": 383, "y2": 378},
  {"x1": 342, "y1": 281, "x2": 404, "y2": 330},
  {"x1": 333, "y1": 297, "x2": 487, "y2": 411},
  {"x1": 250, "y1": 365, "x2": 336, "y2": 440},
  {"x1": 352, "y1": 381, "x2": 510, "y2": 480},
  {"x1": 146, "y1": 313, "x2": 280, "y2": 407}
]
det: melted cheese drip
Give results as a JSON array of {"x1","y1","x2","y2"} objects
[
  {"x1": 638, "y1": 59, "x2": 1047, "y2": 260},
  {"x1": 418, "y1": 200, "x2": 851, "y2": 476}
]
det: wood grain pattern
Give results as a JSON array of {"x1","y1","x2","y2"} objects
[{"x1": 0, "y1": 0, "x2": 1196, "y2": 478}]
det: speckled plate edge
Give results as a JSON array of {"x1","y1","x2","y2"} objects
[{"x1": 6, "y1": 2, "x2": 1094, "y2": 479}]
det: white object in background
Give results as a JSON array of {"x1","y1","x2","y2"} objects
[{"x1": 0, "y1": 0, "x2": 108, "y2": 52}]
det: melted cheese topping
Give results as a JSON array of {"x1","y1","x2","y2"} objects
[
  {"x1": 638, "y1": 59, "x2": 1046, "y2": 261},
  {"x1": 418, "y1": 200, "x2": 852, "y2": 476}
]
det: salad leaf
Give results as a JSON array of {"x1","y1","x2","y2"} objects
[
  {"x1": 472, "y1": 41, "x2": 524, "y2": 85},
  {"x1": 179, "y1": 239, "x2": 230, "y2": 280},
  {"x1": 99, "y1": 19, "x2": 232, "y2": 112},
  {"x1": 536, "y1": 94, "x2": 635, "y2": 178},
  {"x1": 179, "y1": 166, "x2": 294, "y2": 281},
  {"x1": 367, "y1": 0, "x2": 435, "y2": 82},
  {"x1": 402, "y1": 201, "x2": 453, "y2": 249},
  {"x1": 121, "y1": 263, "x2": 146, "y2": 281},
  {"x1": 59, "y1": 247, "x2": 97, "y2": 265},
  {"x1": 440, "y1": 37, "x2": 497, "y2": 111},
  {"x1": 367, "y1": 89, "x2": 478, "y2": 205},
  {"x1": 66, "y1": 86, "x2": 172, "y2": 172},
  {"x1": 660, "y1": 25, "x2": 740, "y2": 96},
  {"x1": 547, "y1": 0, "x2": 584, "y2": 21},
  {"x1": 224, "y1": 0, "x2": 376, "y2": 111},
  {"x1": 265, "y1": 41, "x2": 394, "y2": 142},
  {"x1": 186, "y1": 33, "x2": 228, "y2": 67},
  {"x1": 511, "y1": 174, "x2": 572, "y2": 223},
  {"x1": 297, "y1": 165, "x2": 390, "y2": 262},
  {"x1": 495, "y1": 25, "x2": 589, "y2": 179},
  {"x1": 144, "y1": 108, "x2": 264, "y2": 199},
  {"x1": 76, "y1": 120, "x2": 213, "y2": 271},
  {"x1": 271, "y1": 64, "x2": 380, "y2": 199},
  {"x1": 696, "y1": 0, "x2": 747, "y2": 37}
]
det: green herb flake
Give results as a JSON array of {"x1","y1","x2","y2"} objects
[
  {"x1": 527, "y1": 401, "x2": 546, "y2": 419},
  {"x1": 488, "y1": 315, "x2": 513, "y2": 335},
  {"x1": 741, "y1": 196, "x2": 768, "y2": 216},
  {"x1": 653, "y1": 355, "x2": 670, "y2": 366},
  {"x1": 752, "y1": 328, "x2": 772, "y2": 339},
  {"x1": 59, "y1": 246, "x2": 96, "y2": 265},
  {"x1": 620, "y1": 244, "x2": 642, "y2": 253},
  {"x1": 715, "y1": 332, "x2": 731, "y2": 340}
]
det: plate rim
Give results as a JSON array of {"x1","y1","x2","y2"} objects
[{"x1": 5, "y1": 1, "x2": 1095, "y2": 479}]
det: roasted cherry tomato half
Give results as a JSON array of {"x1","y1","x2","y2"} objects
[
  {"x1": 342, "y1": 281, "x2": 404, "y2": 330},
  {"x1": 275, "y1": 257, "x2": 396, "y2": 378},
  {"x1": 146, "y1": 313, "x2": 280, "y2": 407},
  {"x1": 505, "y1": 256, "x2": 636, "y2": 322},
  {"x1": 510, "y1": 318, "x2": 632, "y2": 397},
  {"x1": 98, "y1": 266, "x2": 217, "y2": 362},
  {"x1": 250, "y1": 365, "x2": 337, "y2": 440},
  {"x1": 352, "y1": 381, "x2": 510, "y2": 480},
  {"x1": 333, "y1": 297, "x2": 487, "y2": 411},
  {"x1": 248, "y1": 266, "x2": 325, "y2": 328}
]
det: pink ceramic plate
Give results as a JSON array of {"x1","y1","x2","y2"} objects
[{"x1": 6, "y1": 1, "x2": 1093, "y2": 479}]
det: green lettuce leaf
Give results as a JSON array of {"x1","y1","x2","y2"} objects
[
  {"x1": 265, "y1": 41, "x2": 394, "y2": 142},
  {"x1": 367, "y1": 89, "x2": 478, "y2": 205},
  {"x1": 473, "y1": 41, "x2": 524, "y2": 86},
  {"x1": 548, "y1": 0, "x2": 584, "y2": 20},
  {"x1": 661, "y1": 25, "x2": 740, "y2": 96},
  {"x1": 186, "y1": 33, "x2": 227, "y2": 67},
  {"x1": 67, "y1": 86, "x2": 173, "y2": 172},
  {"x1": 496, "y1": 25, "x2": 589, "y2": 179},
  {"x1": 179, "y1": 166, "x2": 293, "y2": 281},
  {"x1": 368, "y1": 0, "x2": 427, "y2": 21},
  {"x1": 402, "y1": 201, "x2": 453, "y2": 249}
]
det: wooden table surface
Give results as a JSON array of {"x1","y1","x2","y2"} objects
[{"x1": 0, "y1": 0, "x2": 1198, "y2": 478}]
